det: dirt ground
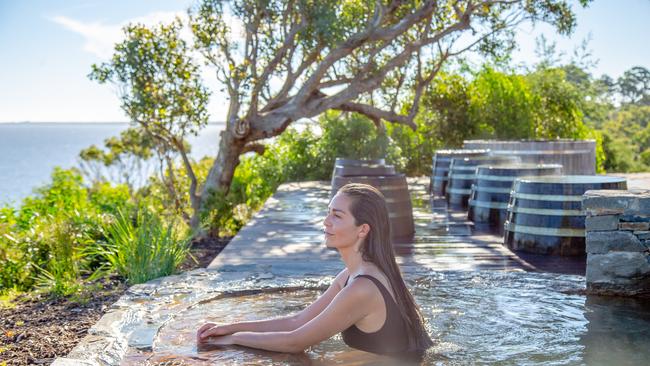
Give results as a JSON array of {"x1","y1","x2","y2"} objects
[{"x1": 0, "y1": 236, "x2": 230, "y2": 365}]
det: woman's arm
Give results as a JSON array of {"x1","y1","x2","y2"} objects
[
  {"x1": 197, "y1": 269, "x2": 349, "y2": 339},
  {"x1": 210, "y1": 278, "x2": 376, "y2": 353}
]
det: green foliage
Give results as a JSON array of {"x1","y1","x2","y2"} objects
[
  {"x1": 199, "y1": 111, "x2": 404, "y2": 236},
  {"x1": 314, "y1": 111, "x2": 403, "y2": 177},
  {"x1": 89, "y1": 20, "x2": 210, "y2": 138},
  {"x1": 469, "y1": 67, "x2": 536, "y2": 138},
  {"x1": 420, "y1": 72, "x2": 473, "y2": 148},
  {"x1": 95, "y1": 207, "x2": 190, "y2": 285},
  {"x1": 617, "y1": 66, "x2": 650, "y2": 105},
  {"x1": 89, "y1": 18, "x2": 210, "y2": 227},
  {"x1": 79, "y1": 128, "x2": 156, "y2": 190},
  {"x1": 0, "y1": 168, "x2": 131, "y2": 295},
  {"x1": 526, "y1": 67, "x2": 589, "y2": 139},
  {"x1": 600, "y1": 105, "x2": 650, "y2": 172}
]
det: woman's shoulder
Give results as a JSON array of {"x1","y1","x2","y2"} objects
[{"x1": 332, "y1": 268, "x2": 350, "y2": 290}]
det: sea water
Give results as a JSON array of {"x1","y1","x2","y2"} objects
[{"x1": 0, "y1": 122, "x2": 224, "y2": 205}]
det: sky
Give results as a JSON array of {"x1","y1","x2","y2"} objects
[{"x1": 0, "y1": 0, "x2": 649, "y2": 123}]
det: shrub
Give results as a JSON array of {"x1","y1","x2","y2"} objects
[
  {"x1": 97, "y1": 207, "x2": 191, "y2": 285},
  {"x1": 0, "y1": 168, "x2": 132, "y2": 295}
]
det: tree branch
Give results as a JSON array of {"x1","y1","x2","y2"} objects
[{"x1": 334, "y1": 101, "x2": 417, "y2": 130}]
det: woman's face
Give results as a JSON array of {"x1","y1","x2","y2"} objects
[{"x1": 323, "y1": 192, "x2": 368, "y2": 249}]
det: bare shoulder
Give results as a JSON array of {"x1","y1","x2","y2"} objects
[
  {"x1": 342, "y1": 276, "x2": 381, "y2": 300},
  {"x1": 331, "y1": 268, "x2": 350, "y2": 291}
]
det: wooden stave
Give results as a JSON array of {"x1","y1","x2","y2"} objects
[
  {"x1": 331, "y1": 158, "x2": 388, "y2": 181},
  {"x1": 430, "y1": 149, "x2": 489, "y2": 196},
  {"x1": 462, "y1": 139, "x2": 596, "y2": 175},
  {"x1": 446, "y1": 156, "x2": 520, "y2": 208},
  {"x1": 503, "y1": 175, "x2": 627, "y2": 256},
  {"x1": 333, "y1": 164, "x2": 396, "y2": 177},
  {"x1": 468, "y1": 164, "x2": 563, "y2": 228}
]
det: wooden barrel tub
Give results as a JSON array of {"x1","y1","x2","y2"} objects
[
  {"x1": 462, "y1": 139, "x2": 596, "y2": 174},
  {"x1": 333, "y1": 164, "x2": 396, "y2": 178},
  {"x1": 467, "y1": 164, "x2": 563, "y2": 232},
  {"x1": 331, "y1": 158, "x2": 387, "y2": 179},
  {"x1": 331, "y1": 174, "x2": 414, "y2": 242},
  {"x1": 430, "y1": 149, "x2": 489, "y2": 196},
  {"x1": 446, "y1": 155, "x2": 520, "y2": 208},
  {"x1": 503, "y1": 175, "x2": 627, "y2": 256}
]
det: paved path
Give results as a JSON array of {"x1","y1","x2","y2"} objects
[{"x1": 208, "y1": 178, "x2": 545, "y2": 275}]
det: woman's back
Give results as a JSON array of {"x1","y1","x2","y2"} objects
[{"x1": 341, "y1": 274, "x2": 409, "y2": 355}]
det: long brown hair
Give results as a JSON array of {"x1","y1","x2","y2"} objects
[{"x1": 338, "y1": 183, "x2": 433, "y2": 355}]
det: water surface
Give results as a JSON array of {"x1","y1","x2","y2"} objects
[
  {"x1": 123, "y1": 271, "x2": 650, "y2": 365},
  {"x1": 0, "y1": 123, "x2": 224, "y2": 205}
]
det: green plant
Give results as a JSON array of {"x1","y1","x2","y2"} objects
[
  {"x1": 98, "y1": 207, "x2": 191, "y2": 284},
  {"x1": 32, "y1": 217, "x2": 84, "y2": 297}
]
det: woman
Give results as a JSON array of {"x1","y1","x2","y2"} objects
[{"x1": 197, "y1": 183, "x2": 433, "y2": 359}]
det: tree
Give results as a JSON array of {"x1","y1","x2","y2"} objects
[
  {"x1": 469, "y1": 66, "x2": 537, "y2": 138},
  {"x1": 618, "y1": 66, "x2": 650, "y2": 105},
  {"x1": 189, "y1": 0, "x2": 589, "y2": 229},
  {"x1": 90, "y1": 19, "x2": 210, "y2": 228},
  {"x1": 96, "y1": 0, "x2": 589, "y2": 232}
]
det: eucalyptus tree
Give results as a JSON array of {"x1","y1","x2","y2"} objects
[
  {"x1": 92, "y1": 0, "x2": 589, "y2": 232},
  {"x1": 90, "y1": 20, "x2": 210, "y2": 227},
  {"x1": 190, "y1": 0, "x2": 590, "y2": 223}
]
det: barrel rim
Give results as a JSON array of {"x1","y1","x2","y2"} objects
[
  {"x1": 463, "y1": 139, "x2": 596, "y2": 144},
  {"x1": 476, "y1": 163, "x2": 564, "y2": 171},
  {"x1": 434, "y1": 149, "x2": 490, "y2": 155},
  {"x1": 333, "y1": 173, "x2": 407, "y2": 180},
  {"x1": 513, "y1": 175, "x2": 627, "y2": 184}
]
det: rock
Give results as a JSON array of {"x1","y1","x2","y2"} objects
[
  {"x1": 586, "y1": 252, "x2": 650, "y2": 285},
  {"x1": 586, "y1": 231, "x2": 646, "y2": 254},
  {"x1": 583, "y1": 189, "x2": 650, "y2": 216},
  {"x1": 619, "y1": 222, "x2": 650, "y2": 231},
  {"x1": 51, "y1": 358, "x2": 100, "y2": 366},
  {"x1": 633, "y1": 231, "x2": 650, "y2": 240},
  {"x1": 620, "y1": 215, "x2": 650, "y2": 222},
  {"x1": 585, "y1": 215, "x2": 619, "y2": 231}
]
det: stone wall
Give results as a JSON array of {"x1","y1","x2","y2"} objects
[{"x1": 583, "y1": 189, "x2": 650, "y2": 297}]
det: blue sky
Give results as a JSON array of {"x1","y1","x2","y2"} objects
[{"x1": 0, "y1": 0, "x2": 649, "y2": 123}]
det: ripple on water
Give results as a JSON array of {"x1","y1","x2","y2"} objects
[{"x1": 122, "y1": 271, "x2": 650, "y2": 365}]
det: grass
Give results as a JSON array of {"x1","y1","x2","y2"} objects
[{"x1": 95, "y1": 208, "x2": 191, "y2": 285}]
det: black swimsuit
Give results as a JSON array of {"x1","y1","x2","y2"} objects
[{"x1": 341, "y1": 274, "x2": 409, "y2": 355}]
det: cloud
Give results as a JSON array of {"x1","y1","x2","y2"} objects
[{"x1": 49, "y1": 11, "x2": 187, "y2": 59}]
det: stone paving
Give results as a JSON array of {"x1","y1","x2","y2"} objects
[
  {"x1": 208, "y1": 178, "x2": 534, "y2": 274},
  {"x1": 53, "y1": 175, "x2": 647, "y2": 365}
]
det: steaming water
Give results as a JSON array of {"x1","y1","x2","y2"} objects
[{"x1": 122, "y1": 271, "x2": 650, "y2": 365}]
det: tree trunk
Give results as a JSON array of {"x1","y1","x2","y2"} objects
[{"x1": 197, "y1": 128, "x2": 245, "y2": 229}]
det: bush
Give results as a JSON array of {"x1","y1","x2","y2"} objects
[
  {"x1": 96, "y1": 207, "x2": 191, "y2": 285},
  {"x1": 0, "y1": 168, "x2": 132, "y2": 295}
]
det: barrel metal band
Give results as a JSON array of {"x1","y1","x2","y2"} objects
[
  {"x1": 449, "y1": 173, "x2": 476, "y2": 180},
  {"x1": 447, "y1": 187, "x2": 472, "y2": 195},
  {"x1": 512, "y1": 192, "x2": 583, "y2": 202},
  {"x1": 469, "y1": 199, "x2": 507, "y2": 209},
  {"x1": 476, "y1": 174, "x2": 520, "y2": 181},
  {"x1": 474, "y1": 186, "x2": 512, "y2": 194},
  {"x1": 507, "y1": 206, "x2": 583, "y2": 216},
  {"x1": 505, "y1": 222, "x2": 585, "y2": 237},
  {"x1": 451, "y1": 167, "x2": 477, "y2": 173}
]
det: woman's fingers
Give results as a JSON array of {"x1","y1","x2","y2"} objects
[
  {"x1": 199, "y1": 325, "x2": 226, "y2": 339},
  {"x1": 197, "y1": 322, "x2": 217, "y2": 338}
]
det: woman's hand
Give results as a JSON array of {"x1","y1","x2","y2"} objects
[
  {"x1": 196, "y1": 322, "x2": 232, "y2": 341},
  {"x1": 197, "y1": 334, "x2": 235, "y2": 348}
]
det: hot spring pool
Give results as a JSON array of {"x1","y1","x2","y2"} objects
[{"x1": 122, "y1": 270, "x2": 650, "y2": 365}]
